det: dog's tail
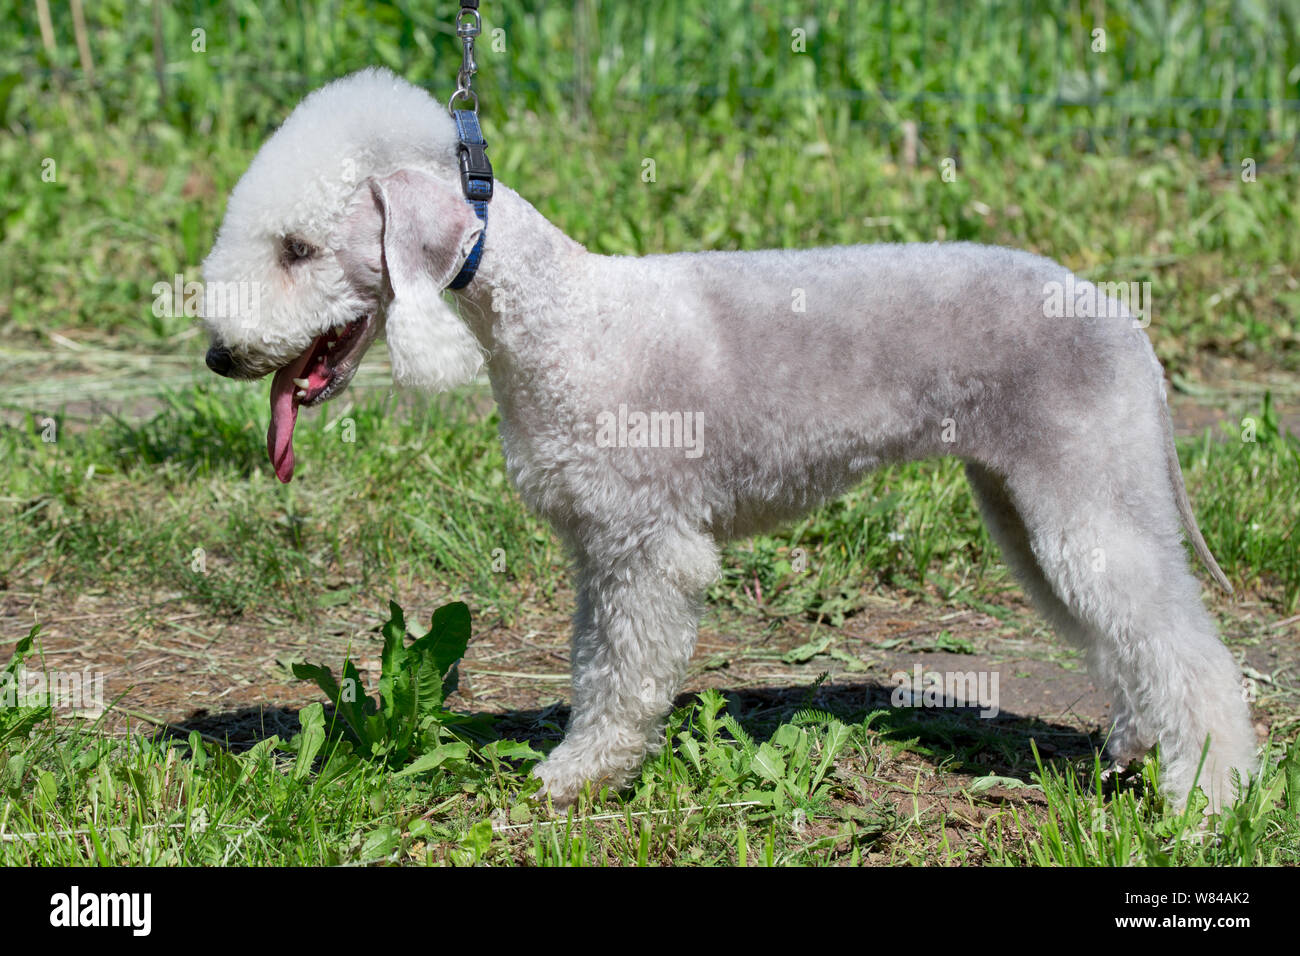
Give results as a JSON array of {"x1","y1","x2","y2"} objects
[{"x1": 1158, "y1": 390, "x2": 1234, "y2": 594}]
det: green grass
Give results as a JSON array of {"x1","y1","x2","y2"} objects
[
  {"x1": 3, "y1": 3, "x2": 1298, "y2": 370},
  {"x1": 1, "y1": 0, "x2": 1297, "y2": 865},
  {"x1": 981, "y1": 739, "x2": 1300, "y2": 866},
  {"x1": 2, "y1": 628, "x2": 1297, "y2": 866},
  {"x1": 2, "y1": 383, "x2": 1296, "y2": 619}
]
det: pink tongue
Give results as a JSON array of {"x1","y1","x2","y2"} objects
[{"x1": 267, "y1": 348, "x2": 315, "y2": 483}]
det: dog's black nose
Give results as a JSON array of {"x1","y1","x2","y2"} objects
[{"x1": 205, "y1": 345, "x2": 235, "y2": 377}]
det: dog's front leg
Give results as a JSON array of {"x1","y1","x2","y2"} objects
[{"x1": 533, "y1": 533, "x2": 718, "y2": 807}]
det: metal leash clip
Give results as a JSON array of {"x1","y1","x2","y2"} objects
[
  {"x1": 446, "y1": 2, "x2": 492, "y2": 289},
  {"x1": 448, "y1": 2, "x2": 481, "y2": 115}
]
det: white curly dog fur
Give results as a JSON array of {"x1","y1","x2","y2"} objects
[{"x1": 201, "y1": 69, "x2": 1257, "y2": 810}]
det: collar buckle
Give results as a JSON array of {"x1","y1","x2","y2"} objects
[{"x1": 448, "y1": 108, "x2": 493, "y2": 290}]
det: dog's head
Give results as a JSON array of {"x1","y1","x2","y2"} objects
[{"x1": 201, "y1": 68, "x2": 485, "y2": 481}]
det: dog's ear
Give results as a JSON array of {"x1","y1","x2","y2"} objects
[{"x1": 367, "y1": 169, "x2": 484, "y2": 390}]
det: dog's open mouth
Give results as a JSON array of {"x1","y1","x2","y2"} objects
[{"x1": 267, "y1": 315, "x2": 371, "y2": 483}]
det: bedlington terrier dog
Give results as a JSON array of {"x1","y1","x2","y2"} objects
[{"x1": 201, "y1": 68, "x2": 1257, "y2": 810}]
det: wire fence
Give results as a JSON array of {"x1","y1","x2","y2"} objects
[{"x1": 5, "y1": 0, "x2": 1299, "y2": 165}]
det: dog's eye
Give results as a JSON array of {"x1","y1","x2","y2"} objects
[{"x1": 280, "y1": 236, "x2": 316, "y2": 265}]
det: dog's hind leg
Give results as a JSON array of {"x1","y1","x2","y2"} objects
[
  {"x1": 533, "y1": 527, "x2": 719, "y2": 807},
  {"x1": 986, "y1": 448, "x2": 1256, "y2": 810},
  {"x1": 967, "y1": 462, "x2": 1152, "y2": 766},
  {"x1": 966, "y1": 462, "x2": 1097, "y2": 644}
]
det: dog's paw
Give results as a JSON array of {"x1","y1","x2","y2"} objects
[
  {"x1": 1099, "y1": 760, "x2": 1144, "y2": 789},
  {"x1": 530, "y1": 758, "x2": 586, "y2": 811}
]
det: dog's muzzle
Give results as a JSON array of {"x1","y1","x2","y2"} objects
[{"x1": 205, "y1": 345, "x2": 235, "y2": 377}]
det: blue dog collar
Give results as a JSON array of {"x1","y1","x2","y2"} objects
[{"x1": 447, "y1": 109, "x2": 493, "y2": 290}]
